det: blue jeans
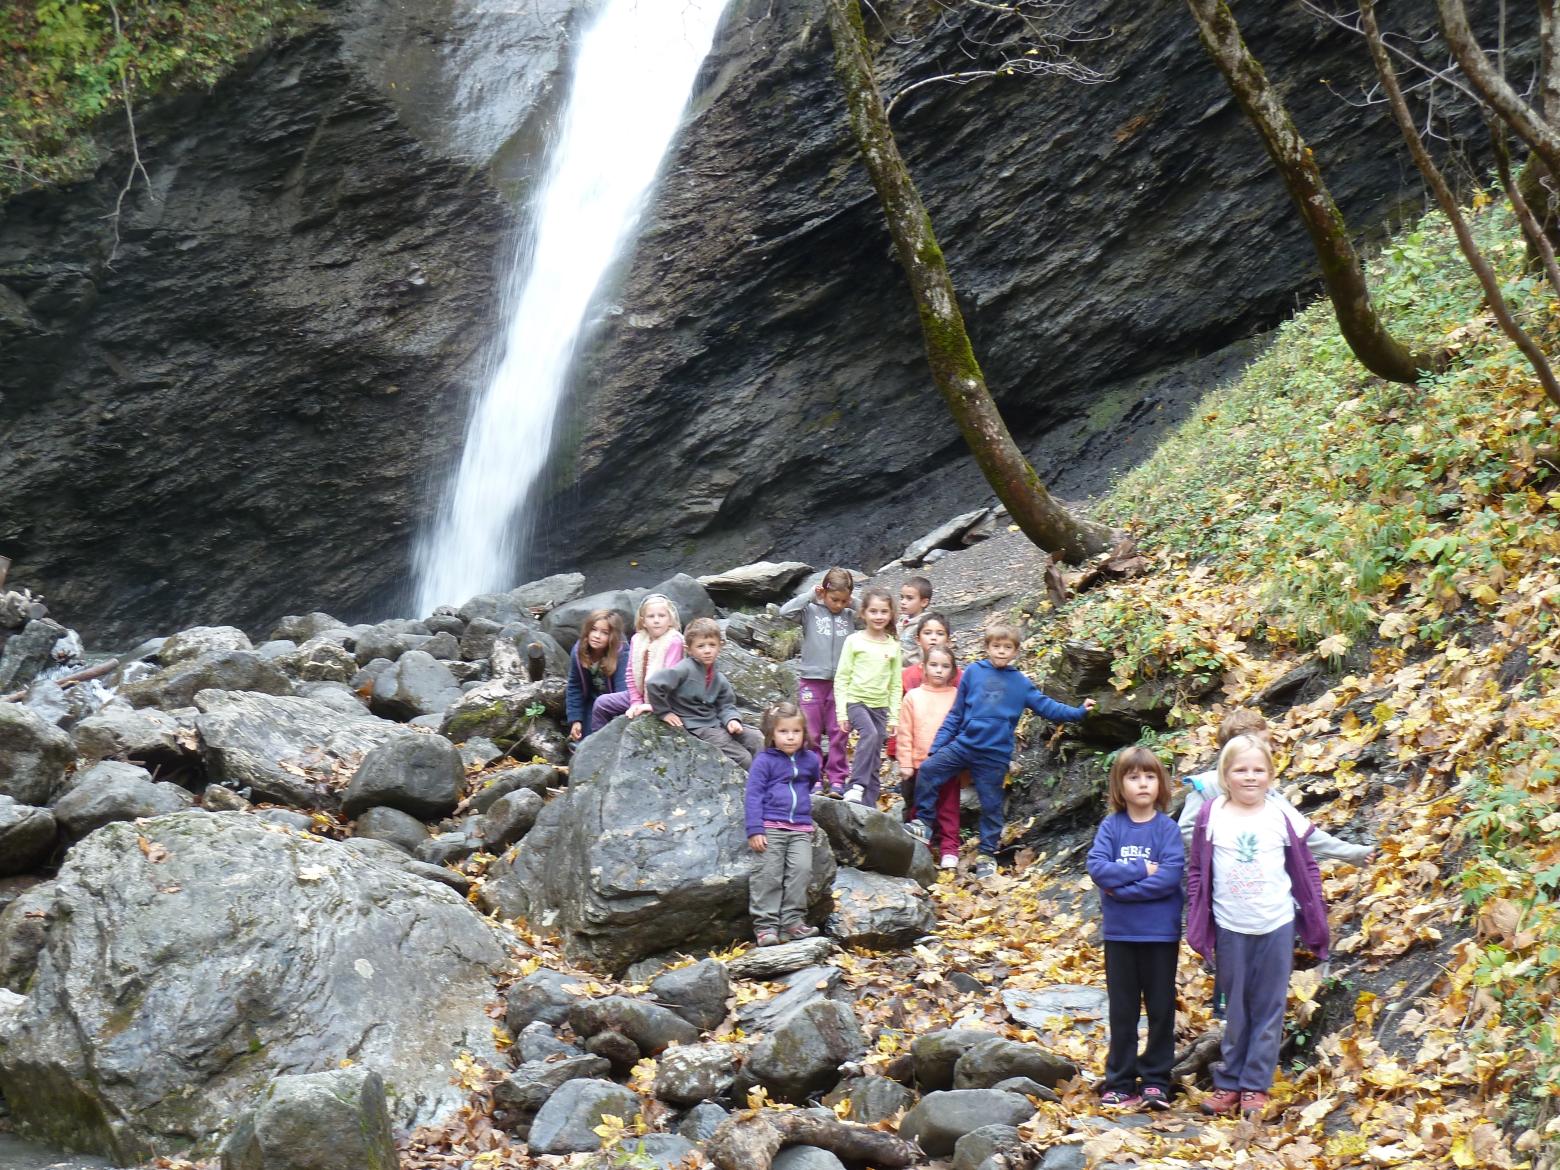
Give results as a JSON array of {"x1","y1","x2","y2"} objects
[{"x1": 916, "y1": 739, "x2": 1009, "y2": 856}]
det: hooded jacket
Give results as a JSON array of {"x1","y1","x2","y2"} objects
[
  {"x1": 929, "y1": 658, "x2": 1087, "y2": 759},
  {"x1": 744, "y1": 747, "x2": 822, "y2": 836}
]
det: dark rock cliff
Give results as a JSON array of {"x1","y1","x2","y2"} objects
[{"x1": 0, "y1": 0, "x2": 1510, "y2": 640}]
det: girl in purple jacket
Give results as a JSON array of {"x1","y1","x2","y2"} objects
[
  {"x1": 1186, "y1": 734, "x2": 1329, "y2": 1121},
  {"x1": 745, "y1": 703, "x2": 822, "y2": 947}
]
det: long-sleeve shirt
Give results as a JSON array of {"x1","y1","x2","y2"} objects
[
  {"x1": 928, "y1": 658, "x2": 1087, "y2": 759},
  {"x1": 1086, "y1": 811, "x2": 1185, "y2": 942},
  {"x1": 646, "y1": 657, "x2": 741, "y2": 731},
  {"x1": 745, "y1": 747, "x2": 822, "y2": 836},
  {"x1": 896, "y1": 683, "x2": 959, "y2": 773},
  {"x1": 565, "y1": 641, "x2": 628, "y2": 726},
  {"x1": 796, "y1": 600, "x2": 856, "y2": 679},
  {"x1": 1177, "y1": 770, "x2": 1371, "y2": 863},
  {"x1": 834, "y1": 632, "x2": 903, "y2": 725}
]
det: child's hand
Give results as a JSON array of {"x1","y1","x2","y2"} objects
[
  {"x1": 569, "y1": 722, "x2": 583, "y2": 742},
  {"x1": 886, "y1": 721, "x2": 897, "y2": 737},
  {"x1": 627, "y1": 702, "x2": 651, "y2": 718},
  {"x1": 839, "y1": 716, "x2": 852, "y2": 735},
  {"x1": 748, "y1": 833, "x2": 768, "y2": 853},
  {"x1": 1082, "y1": 698, "x2": 1097, "y2": 712},
  {"x1": 662, "y1": 713, "x2": 684, "y2": 729},
  {"x1": 1144, "y1": 860, "x2": 1159, "y2": 876},
  {"x1": 727, "y1": 719, "x2": 744, "y2": 736},
  {"x1": 896, "y1": 764, "x2": 908, "y2": 781}
]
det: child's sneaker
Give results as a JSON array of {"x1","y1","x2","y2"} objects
[
  {"x1": 1240, "y1": 1090, "x2": 1270, "y2": 1118},
  {"x1": 783, "y1": 923, "x2": 819, "y2": 941},
  {"x1": 1140, "y1": 1086, "x2": 1171, "y2": 1111},
  {"x1": 940, "y1": 853, "x2": 959, "y2": 870},
  {"x1": 810, "y1": 780, "x2": 827, "y2": 796},
  {"x1": 827, "y1": 783, "x2": 846, "y2": 798},
  {"x1": 754, "y1": 930, "x2": 779, "y2": 948},
  {"x1": 1199, "y1": 1089, "x2": 1240, "y2": 1116},
  {"x1": 974, "y1": 856, "x2": 998, "y2": 880},
  {"x1": 1099, "y1": 1089, "x2": 1141, "y2": 1108},
  {"x1": 906, "y1": 820, "x2": 929, "y2": 843},
  {"x1": 842, "y1": 784, "x2": 865, "y2": 803}
]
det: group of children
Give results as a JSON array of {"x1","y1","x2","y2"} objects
[
  {"x1": 1086, "y1": 709, "x2": 1372, "y2": 1120},
  {"x1": 567, "y1": 573, "x2": 1366, "y2": 1122}
]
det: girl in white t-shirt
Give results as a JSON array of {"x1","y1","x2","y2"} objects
[{"x1": 1185, "y1": 734, "x2": 1330, "y2": 1121}]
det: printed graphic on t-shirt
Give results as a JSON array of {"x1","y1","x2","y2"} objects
[
  {"x1": 1116, "y1": 843, "x2": 1157, "y2": 862},
  {"x1": 977, "y1": 680, "x2": 1006, "y2": 708},
  {"x1": 799, "y1": 684, "x2": 816, "y2": 704},
  {"x1": 1224, "y1": 831, "x2": 1264, "y2": 898}
]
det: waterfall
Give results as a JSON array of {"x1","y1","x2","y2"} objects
[{"x1": 413, "y1": 0, "x2": 729, "y2": 615}]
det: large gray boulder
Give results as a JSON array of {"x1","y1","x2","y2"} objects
[
  {"x1": 340, "y1": 733, "x2": 464, "y2": 820},
  {"x1": 220, "y1": 1067, "x2": 397, "y2": 1170},
  {"x1": 158, "y1": 626, "x2": 253, "y2": 666},
  {"x1": 648, "y1": 958, "x2": 730, "y2": 1031},
  {"x1": 71, "y1": 705, "x2": 200, "y2": 772},
  {"x1": 526, "y1": 1079, "x2": 642, "y2": 1155},
  {"x1": 278, "y1": 638, "x2": 358, "y2": 685},
  {"x1": 194, "y1": 691, "x2": 414, "y2": 809},
  {"x1": 0, "y1": 797, "x2": 55, "y2": 876},
  {"x1": 826, "y1": 868, "x2": 935, "y2": 950},
  {"x1": 812, "y1": 798, "x2": 938, "y2": 886},
  {"x1": 51, "y1": 761, "x2": 192, "y2": 838},
  {"x1": 567, "y1": 995, "x2": 701, "y2": 1055},
  {"x1": 652, "y1": 1042, "x2": 742, "y2": 1106},
  {"x1": 0, "y1": 704, "x2": 73, "y2": 805},
  {"x1": 0, "y1": 881, "x2": 56, "y2": 992},
  {"x1": 0, "y1": 619, "x2": 68, "y2": 692},
  {"x1": 542, "y1": 590, "x2": 641, "y2": 649},
  {"x1": 439, "y1": 677, "x2": 566, "y2": 744},
  {"x1": 912, "y1": 1029, "x2": 998, "y2": 1091},
  {"x1": 953, "y1": 1037, "x2": 1076, "y2": 1090},
  {"x1": 717, "y1": 643, "x2": 799, "y2": 716},
  {"x1": 741, "y1": 999, "x2": 866, "y2": 1104},
  {"x1": 698, "y1": 561, "x2": 813, "y2": 605},
  {"x1": 898, "y1": 1090, "x2": 1035, "y2": 1157},
  {"x1": 479, "y1": 717, "x2": 835, "y2": 971},
  {"x1": 368, "y1": 650, "x2": 462, "y2": 720},
  {"x1": 649, "y1": 573, "x2": 715, "y2": 625},
  {"x1": 0, "y1": 811, "x2": 505, "y2": 1162},
  {"x1": 120, "y1": 651, "x2": 292, "y2": 710}
]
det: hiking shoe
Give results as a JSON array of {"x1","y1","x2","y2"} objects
[
  {"x1": 1099, "y1": 1089, "x2": 1141, "y2": 1108},
  {"x1": 940, "y1": 853, "x2": 959, "y2": 870},
  {"x1": 754, "y1": 930, "x2": 780, "y2": 948},
  {"x1": 974, "y1": 856, "x2": 998, "y2": 880},
  {"x1": 906, "y1": 820, "x2": 930, "y2": 843},
  {"x1": 1140, "y1": 1086, "x2": 1171, "y2": 1111},
  {"x1": 1199, "y1": 1089, "x2": 1240, "y2": 1116},
  {"x1": 842, "y1": 784, "x2": 865, "y2": 803},
  {"x1": 783, "y1": 923, "x2": 819, "y2": 941},
  {"x1": 1240, "y1": 1090, "x2": 1270, "y2": 1118},
  {"x1": 828, "y1": 783, "x2": 846, "y2": 798},
  {"x1": 810, "y1": 781, "x2": 827, "y2": 796}
]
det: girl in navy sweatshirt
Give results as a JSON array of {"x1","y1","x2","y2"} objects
[
  {"x1": 745, "y1": 703, "x2": 822, "y2": 947},
  {"x1": 1086, "y1": 746, "x2": 1185, "y2": 1111}
]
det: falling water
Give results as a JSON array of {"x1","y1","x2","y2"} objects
[{"x1": 414, "y1": 0, "x2": 729, "y2": 614}]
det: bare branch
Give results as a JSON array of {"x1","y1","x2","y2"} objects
[
  {"x1": 1489, "y1": 118, "x2": 1560, "y2": 299},
  {"x1": 102, "y1": 0, "x2": 152, "y2": 268},
  {"x1": 1436, "y1": 0, "x2": 1560, "y2": 180}
]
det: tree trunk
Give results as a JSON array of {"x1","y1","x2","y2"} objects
[
  {"x1": 1438, "y1": 0, "x2": 1560, "y2": 180},
  {"x1": 1183, "y1": 0, "x2": 1440, "y2": 384},
  {"x1": 1361, "y1": 0, "x2": 1560, "y2": 408},
  {"x1": 824, "y1": 0, "x2": 1115, "y2": 564}
]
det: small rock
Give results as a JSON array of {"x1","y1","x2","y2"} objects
[
  {"x1": 505, "y1": 969, "x2": 588, "y2": 1032},
  {"x1": 458, "y1": 617, "x2": 504, "y2": 661},
  {"x1": 339, "y1": 839, "x2": 472, "y2": 896},
  {"x1": 341, "y1": 734, "x2": 464, "y2": 820},
  {"x1": 653, "y1": 1042, "x2": 742, "y2": 1105},
  {"x1": 827, "y1": 868, "x2": 935, "y2": 949},
  {"x1": 953, "y1": 1124, "x2": 1031, "y2": 1170},
  {"x1": 898, "y1": 1089, "x2": 1035, "y2": 1157},
  {"x1": 479, "y1": 789, "x2": 542, "y2": 850},
  {"x1": 515, "y1": 1021, "x2": 577, "y2": 1064},
  {"x1": 492, "y1": 1054, "x2": 611, "y2": 1123},
  {"x1": 954, "y1": 1037, "x2": 1076, "y2": 1090},
  {"x1": 901, "y1": 509, "x2": 990, "y2": 567},
  {"x1": 737, "y1": 964, "x2": 841, "y2": 1035},
  {"x1": 220, "y1": 1067, "x2": 396, "y2": 1170},
  {"x1": 415, "y1": 831, "x2": 477, "y2": 866},
  {"x1": 741, "y1": 998, "x2": 865, "y2": 1103},
  {"x1": 352, "y1": 622, "x2": 426, "y2": 667},
  {"x1": 1001, "y1": 985, "x2": 1109, "y2": 1033},
  {"x1": 0, "y1": 797, "x2": 55, "y2": 876},
  {"x1": 466, "y1": 764, "x2": 558, "y2": 812},
  {"x1": 584, "y1": 1029, "x2": 640, "y2": 1075},
  {"x1": 370, "y1": 651, "x2": 462, "y2": 720},
  {"x1": 912, "y1": 1029, "x2": 997, "y2": 1091},
  {"x1": 772, "y1": 1148, "x2": 847, "y2": 1170},
  {"x1": 352, "y1": 806, "x2": 431, "y2": 854},
  {"x1": 992, "y1": 1076, "x2": 1061, "y2": 1103},
  {"x1": 1039, "y1": 1142, "x2": 1087, "y2": 1170},
  {"x1": 812, "y1": 799, "x2": 937, "y2": 885},
  {"x1": 648, "y1": 959, "x2": 731, "y2": 1031},
  {"x1": 568, "y1": 995, "x2": 701, "y2": 1055},
  {"x1": 677, "y1": 1101, "x2": 729, "y2": 1142},
  {"x1": 459, "y1": 736, "x2": 505, "y2": 770},
  {"x1": 282, "y1": 638, "x2": 358, "y2": 684},
  {"x1": 823, "y1": 1075, "x2": 913, "y2": 1124},
  {"x1": 267, "y1": 613, "x2": 344, "y2": 643},
  {"x1": 633, "y1": 1133, "x2": 701, "y2": 1170},
  {"x1": 422, "y1": 631, "x2": 461, "y2": 661},
  {"x1": 51, "y1": 761, "x2": 192, "y2": 838},
  {"x1": 724, "y1": 937, "x2": 835, "y2": 981}
]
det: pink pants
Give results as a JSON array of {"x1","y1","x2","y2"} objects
[{"x1": 798, "y1": 678, "x2": 849, "y2": 787}]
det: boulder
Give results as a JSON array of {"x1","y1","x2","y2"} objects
[
  {"x1": 823, "y1": 1075, "x2": 913, "y2": 1124},
  {"x1": 677, "y1": 1102, "x2": 729, "y2": 1142},
  {"x1": 513, "y1": 718, "x2": 569, "y2": 765},
  {"x1": 812, "y1": 799, "x2": 937, "y2": 885},
  {"x1": 422, "y1": 631, "x2": 461, "y2": 660},
  {"x1": 505, "y1": 968, "x2": 589, "y2": 1033},
  {"x1": 266, "y1": 613, "x2": 343, "y2": 644},
  {"x1": 417, "y1": 830, "x2": 478, "y2": 867},
  {"x1": 649, "y1": 573, "x2": 716, "y2": 624},
  {"x1": 463, "y1": 574, "x2": 585, "y2": 624},
  {"x1": 458, "y1": 617, "x2": 505, "y2": 661},
  {"x1": 493, "y1": 620, "x2": 569, "y2": 678},
  {"x1": 350, "y1": 622, "x2": 430, "y2": 667},
  {"x1": 633, "y1": 1134, "x2": 702, "y2": 1170},
  {"x1": 526, "y1": 1079, "x2": 642, "y2": 1155},
  {"x1": 653, "y1": 1042, "x2": 742, "y2": 1105},
  {"x1": 699, "y1": 561, "x2": 814, "y2": 605},
  {"x1": 279, "y1": 638, "x2": 358, "y2": 684},
  {"x1": 195, "y1": 691, "x2": 413, "y2": 810},
  {"x1": 0, "y1": 619, "x2": 69, "y2": 691},
  {"x1": 0, "y1": 811, "x2": 504, "y2": 1161},
  {"x1": 0, "y1": 881, "x2": 56, "y2": 992},
  {"x1": 897, "y1": 1090, "x2": 1035, "y2": 1157},
  {"x1": 952, "y1": 1124, "x2": 1030, "y2": 1170},
  {"x1": 121, "y1": 651, "x2": 292, "y2": 710},
  {"x1": 901, "y1": 510, "x2": 991, "y2": 567},
  {"x1": 722, "y1": 610, "x2": 798, "y2": 659},
  {"x1": 458, "y1": 736, "x2": 505, "y2": 770},
  {"x1": 826, "y1": 868, "x2": 935, "y2": 950},
  {"x1": 351, "y1": 806, "x2": 431, "y2": 854},
  {"x1": 369, "y1": 651, "x2": 463, "y2": 720},
  {"x1": 439, "y1": 677, "x2": 566, "y2": 744},
  {"x1": 740, "y1": 999, "x2": 865, "y2": 1104},
  {"x1": 716, "y1": 643, "x2": 800, "y2": 715},
  {"x1": 568, "y1": 995, "x2": 701, "y2": 1055},
  {"x1": 737, "y1": 965, "x2": 841, "y2": 1035},
  {"x1": 51, "y1": 761, "x2": 192, "y2": 838},
  {"x1": 1001, "y1": 985, "x2": 1109, "y2": 1033},
  {"x1": 254, "y1": 640, "x2": 298, "y2": 661},
  {"x1": 491, "y1": 1053, "x2": 611, "y2": 1131},
  {"x1": 724, "y1": 936, "x2": 835, "y2": 981},
  {"x1": 773, "y1": 1149, "x2": 847, "y2": 1170},
  {"x1": 648, "y1": 959, "x2": 731, "y2": 1031},
  {"x1": 158, "y1": 626, "x2": 253, "y2": 666},
  {"x1": 478, "y1": 788, "x2": 543, "y2": 850},
  {"x1": 585, "y1": 1029, "x2": 640, "y2": 1075},
  {"x1": 541, "y1": 589, "x2": 641, "y2": 649},
  {"x1": 515, "y1": 1021, "x2": 577, "y2": 1063},
  {"x1": 0, "y1": 798, "x2": 55, "y2": 876},
  {"x1": 71, "y1": 704, "x2": 201, "y2": 773},
  {"x1": 341, "y1": 733, "x2": 464, "y2": 820},
  {"x1": 953, "y1": 1037, "x2": 1076, "y2": 1090},
  {"x1": 911, "y1": 1029, "x2": 997, "y2": 1091},
  {"x1": 339, "y1": 839, "x2": 471, "y2": 897},
  {"x1": 220, "y1": 1067, "x2": 397, "y2": 1170},
  {"x1": 466, "y1": 764, "x2": 558, "y2": 813},
  {"x1": 479, "y1": 717, "x2": 834, "y2": 971},
  {"x1": 992, "y1": 1077, "x2": 1061, "y2": 1103},
  {"x1": 0, "y1": 704, "x2": 73, "y2": 805},
  {"x1": 1039, "y1": 1143, "x2": 1087, "y2": 1170}
]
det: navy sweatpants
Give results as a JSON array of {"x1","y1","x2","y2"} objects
[
  {"x1": 916, "y1": 740, "x2": 1009, "y2": 856},
  {"x1": 1212, "y1": 922, "x2": 1294, "y2": 1092},
  {"x1": 1103, "y1": 940, "x2": 1180, "y2": 1093}
]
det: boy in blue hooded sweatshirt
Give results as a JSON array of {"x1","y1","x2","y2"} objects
[{"x1": 910, "y1": 624, "x2": 1095, "y2": 880}]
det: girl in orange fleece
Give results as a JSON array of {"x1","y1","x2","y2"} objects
[{"x1": 896, "y1": 645, "x2": 964, "y2": 869}]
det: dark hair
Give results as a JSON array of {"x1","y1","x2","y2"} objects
[
  {"x1": 1107, "y1": 746, "x2": 1170, "y2": 813},
  {"x1": 858, "y1": 586, "x2": 896, "y2": 620},
  {"x1": 916, "y1": 611, "x2": 951, "y2": 641},
  {"x1": 576, "y1": 609, "x2": 623, "y2": 677},
  {"x1": 903, "y1": 575, "x2": 933, "y2": 602},
  {"x1": 762, "y1": 701, "x2": 806, "y2": 748},
  {"x1": 683, "y1": 616, "x2": 722, "y2": 646},
  {"x1": 922, "y1": 644, "x2": 957, "y2": 670},
  {"x1": 819, "y1": 567, "x2": 854, "y2": 596}
]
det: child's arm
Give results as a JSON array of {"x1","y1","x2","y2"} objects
[
  {"x1": 834, "y1": 638, "x2": 859, "y2": 728},
  {"x1": 744, "y1": 757, "x2": 769, "y2": 844},
  {"x1": 610, "y1": 644, "x2": 629, "y2": 694},
  {"x1": 564, "y1": 650, "x2": 586, "y2": 735},
  {"x1": 895, "y1": 695, "x2": 917, "y2": 775},
  {"x1": 1085, "y1": 818, "x2": 1149, "y2": 890},
  {"x1": 886, "y1": 643, "x2": 903, "y2": 730},
  {"x1": 1272, "y1": 791, "x2": 1371, "y2": 863},
  {"x1": 645, "y1": 666, "x2": 680, "y2": 725},
  {"x1": 927, "y1": 671, "x2": 971, "y2": 758},
  {"x1": 1109, "y1": 820, "x2": 1187, "y2": 900},
  {"x1": 1023, "y1": 681, "x2": 1089, "y2": 723},
  {"x1": 714, "y1": 672, "x2": 743, "y2": 731}
]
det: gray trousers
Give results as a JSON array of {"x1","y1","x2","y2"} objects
[
  {"x1": 689, "y1": 723, "x2": 764, "y2": 768},
  {"x1": 1212, "y1": 921, "x2": 1294, "y2": 1092},
  {"x1": 749, "y1": 828, "x2": 814, "y2": 932},
  {"x1": 846, "y1": 703, "x2": 888, "y2": 803}
]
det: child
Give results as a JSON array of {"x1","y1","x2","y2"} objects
[
  {"x1": 834, "y1": 587, "x2": 903, "y2": 806},
  {"x1": 590, "y1": 593, "x2": 683, "y2": 732},
  {"x1": 1085, "y1": 747, "x2": 1185, "y2": 1111},
  {"x1": 745, "y1": 702, "x2": 822, "y2": 947},
  {"x1": 796, "y1": 568, "x2": 857, "y2": 796},
  {"x1": 886, "y1": 611, "x2": 953, "y2": 766},
  {"x1": 1186, "y1": 734, "x2": 1330, "y2": 1119},
  {"x1": 896, "y1": 645, "x2": 965, "y2": 868},
  {"x1": 565, "y1": 610, "x2": 628, "y2": 742},
  {"x1": 647, "y1": 617, "x2": 764, "y2": 767},
  {"x1": 911, "y1": 624, "x2": 1095, "y2": 880},
  {"x1": 898, "y1": 575, "x2": 932, "y2": 655}
]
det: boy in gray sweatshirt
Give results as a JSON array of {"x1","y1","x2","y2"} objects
[{"x1": 647, "y1": 617, "x2": 764, "y2": 767}]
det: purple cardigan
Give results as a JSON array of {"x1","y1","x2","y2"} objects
[{"x1": 1185, "y1": 797, "x2": 1329, "y2": 960}]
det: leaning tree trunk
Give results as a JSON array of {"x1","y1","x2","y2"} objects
[
  {"x1": 1184, "y1": 0, "x2": 1441, "y2": 384},
  {"x1": 824, "y1": 0, "x2": 1115, "y2": 564}
]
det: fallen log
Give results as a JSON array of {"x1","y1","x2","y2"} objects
[
  {"x1": 706, "y1": 1109, "x2": 920, "y2": 1170},
  {"x1": 1, "y1": 657, "x2": 119, "y2": 704}
]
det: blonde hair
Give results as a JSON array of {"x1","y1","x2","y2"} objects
[
  {"x1": 984, "y1": 623, "x2": 1022, "y2": 648},
  {"x1": 683, "y1": 617, "x2": 722, "y2": 646},
  {"x1": 1107, "y1": 746, "x2": 1169, "y2": 813},
  {"x1": 634, "y1": 592, "x2": 681, "y2": 634},
  {"x1": 1216, "y1": 734, "x2": 1274, "y2": 795},
  {"x1": 1216, "y1": 708, "x2": 1270, "y2": 747}
]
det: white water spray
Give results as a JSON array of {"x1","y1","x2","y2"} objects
[{"x1": 414, "y1": 0, "x2": 729, "y2": 614}]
